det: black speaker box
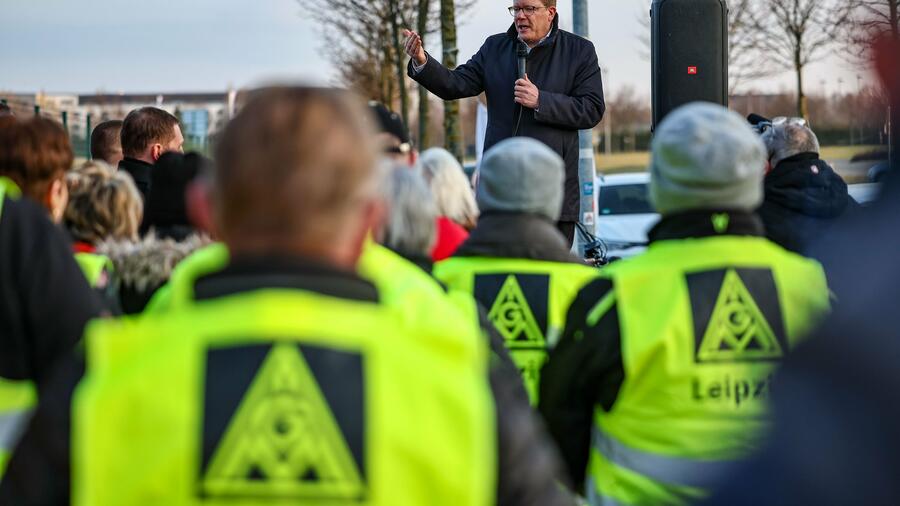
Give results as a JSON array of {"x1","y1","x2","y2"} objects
[{"x1": 651, "y1": 0, "x2": 729, "y2": 129}]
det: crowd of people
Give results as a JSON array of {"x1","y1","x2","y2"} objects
[{"x1": 0, "y1": 38, "x2": 897, "y2": 505}]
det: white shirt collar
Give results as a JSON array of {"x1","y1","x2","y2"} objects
[{"x1": 519, "y1": 26, "x2": 553, "y2": 52}]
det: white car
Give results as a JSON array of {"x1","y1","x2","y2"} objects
[{"x1": 594, "y1": 172, "x2": 659, "y2": 259}]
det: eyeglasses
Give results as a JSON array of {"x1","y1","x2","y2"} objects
[
  {"x1": 508, "y1": 5, "x2": 547, "y2": 16},
  {"x1": 772, "y1": 116, "x2": 807, "y2": 127},
  {"x1": 755, "y1": 117, "x2": 807, "y2": 135}
]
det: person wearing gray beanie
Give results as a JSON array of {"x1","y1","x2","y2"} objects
[
  {"x1": 434, "y1": 137, "x2": 601, "y2": 404},
  {"x1": 650, "y1": 102, "x2": 767, "y2": 216},
  {"x1": 476, "y1": 137, "x2": 566, "y2": 223},
  {"x1": 540, "y1": 101, "x2": 832, "y2": 502}
]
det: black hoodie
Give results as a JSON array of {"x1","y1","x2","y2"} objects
[{"x1": 758, "y1": 152, "x2": 858, "y2": 255}]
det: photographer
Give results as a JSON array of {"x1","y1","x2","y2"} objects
[{"x1": 750, "y1": 115, "x2": 858, "y2": 255}]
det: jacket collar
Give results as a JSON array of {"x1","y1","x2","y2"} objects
[
  {"x1": 773, "y1": 151, "x2": 820, "y2": 168},
  {"x1": 506, "y1": 14, "x2": 560, "y2": 50},
  {"x1": 454, "y1": 212, "x2": 580, "y2": 263},
  {"x1": 193, "y1": 254, "x2": 379, "y2": 303},
  {"x1": 648, "y1": 210, "x2": 764, "y2": 244},
  {"x1": 118, "y1": 157, "x2": 153, "y2": 183}
]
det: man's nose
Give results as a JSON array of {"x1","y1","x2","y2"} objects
[{"x1": 515, "y1": 9, "x2": 527, "y2": 21}]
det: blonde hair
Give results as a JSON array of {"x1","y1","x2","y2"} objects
[
  {"x1": 417, "y1": 148, "x2": 480, "y2": 229},
  {"x1": 64, "y1": 160, "x2": 143, "y2": 244}
]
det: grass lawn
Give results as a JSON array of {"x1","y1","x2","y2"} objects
[{"x1": 596, "y1": 145, "x2": 882, "y2": 174}]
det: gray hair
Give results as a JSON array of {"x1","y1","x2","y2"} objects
[
  {"x1": 379, "y1": 162, "x2": 437, "y2": 259},
  {"x1": 763, "y1": 123, "x2": 821, "y2": 167},
  {"x1": 417, "y1": 148, "x2": 479, "y2": 229}
]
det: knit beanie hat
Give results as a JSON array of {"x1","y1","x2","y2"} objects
[
  {"x1": 650, "y1": 102, "x2": 767, "y2": 215},
  {"x1": 476, "y1": 137, "x2": 564, "y2": 221}
]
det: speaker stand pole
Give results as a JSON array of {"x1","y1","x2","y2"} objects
[{"x1": 572, "y1": 0, "x2": 598, "y2": 255}]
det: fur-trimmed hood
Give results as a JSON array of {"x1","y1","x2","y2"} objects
[{"x1": 97, "y1": 233, "x2": 212, "y2": 292}]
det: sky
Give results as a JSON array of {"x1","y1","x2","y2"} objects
[{"x1": 0, "y1": 0, "x2": 870, "y2": 97}]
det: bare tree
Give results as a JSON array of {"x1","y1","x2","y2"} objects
[
  {"x1": 838, "y1": 0, "x2": 900, "y2": 61},
  {"x1": 306, "y1": 0, "x2": 475, "y2": 151},
  {"x1": 440, "y1": 0, "x2": 464, "y2": 161},
  {"x1": 417, "y1": 0, "x2": 432, "y2": 147},
  {"x1": 745, "y1": 0, "x2": 851, "y2": 118}
]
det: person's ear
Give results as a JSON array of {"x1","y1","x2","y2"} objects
[
  {"x1": 46, "y1": 177, "x2": 68, "y2": 223},
  {"x1": 151, "y1": 143, "x2": 163, "y2": 162},
  {"x1": 186, "y1": 179, "x2": 217, "y2": 238},
  {"x1": 548, "y1": 6, "x2": 557, "y2": 20}
]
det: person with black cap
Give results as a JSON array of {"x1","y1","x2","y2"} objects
[
  {"x1": 747, "y1": 114, "x2": 858, "y2": 256},
  {"x1": 369, "y1": 101, "x2": 417, "y2": 166}
]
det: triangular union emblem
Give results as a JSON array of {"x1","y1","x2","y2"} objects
[
  {"x1": 487, "y1": 274, "x2": 545, "y2": 347},
  {"x1": 697, "y1": 269, "x2": 784, "y2": 362},
  {"x1": 201, "y1": 343, "x2": 364, "y2": 499}
]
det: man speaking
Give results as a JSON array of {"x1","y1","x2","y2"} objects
[{"x1": 404, "y1": 0, "x2": 605, "y2": 243}]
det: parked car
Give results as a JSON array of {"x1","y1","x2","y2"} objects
[
  {"x1": 594, "y1": 172, "x2": 658, "y2": 258},
  {"x1": 849, "y1": 183, "x2": 881, "y2": 206}
]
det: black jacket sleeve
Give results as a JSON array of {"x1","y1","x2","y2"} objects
[
  {"x1": 534, "y1": 41, "x2": 606, "y2": 130},
  {"x1": 408, "y1": 45, "x2": 487, "y2": 101},
  {"x1": 475, "y1": 301, "x2": 575, "y2": 505},
  {"x1": 539, "y1": 278, "x2": 623, "y2": 492},
  {"x1": 491, "y1": 353, "x2": 576, "y2": 506},
  {"x1": 0, "y1": 197, "x2": 104, "y2": 386}
]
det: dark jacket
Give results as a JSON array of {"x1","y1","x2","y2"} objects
[
  {"x1": 117, "y1": 157, "x2": 153, "y2": 201},
  {"x1": 140, "y1": 152, "x2": 203, "y2": 238},
  {"x1": 0, "y1": 195, "x2": 103, "y2": 388},
  {"x1": 758, "y1": 152, "x2": 858, "y2": 254},
  {"x1": 454, "y1": 213, "x2": 583, "y2": 263},
  {"x1": 0, "y1": 256, "x2": 574, "y2": 506},
  {"x1": 409, "y1": 18, "x2": 606, "y2": 221},
  {"x1": 539, "y1": 211, "x2": 768, "y2": 491}
]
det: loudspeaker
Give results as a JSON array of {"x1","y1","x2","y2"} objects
[{"x1": 651, "y1": 0, "x2": 729, "y2": 130}]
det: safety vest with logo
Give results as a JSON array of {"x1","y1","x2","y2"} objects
[
  {"x1": 0, "y1": 177, "x2": 38, "y2": 475},
  {"x1": 74, "y1": 252, "x2": 114, "y2": 288},
  {"x1": 585, "y1": 236, "x2": 830, "y2": 506},
  {"x1": 434, "y1": 257, "x2": 600, "y2": 404},
  {"x1": 71, "y1": 259, "x2": 496, "y2": 506}
]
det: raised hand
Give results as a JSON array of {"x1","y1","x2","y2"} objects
[{"x1": 402, "y1": 29, "x2": 427, "y2": 66}]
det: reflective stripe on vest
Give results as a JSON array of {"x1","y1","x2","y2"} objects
[
  {"x1": 592, "y1": 426, "x2": 737, "y2": 490},
  {"x1": 0, "y1": 377, "x2": 37, "y2": 475}
]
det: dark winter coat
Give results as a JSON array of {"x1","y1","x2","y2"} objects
[
  {"x1": 117, "y1": 157, "x2": 152, "y2": 201},
  {"x1": 0, "y1": 194, "x2": 103, "y2": 387},
  {"x1": 758, "y1": 153, "x2": 858, "y2": 254},
  {"x1": 409, "y1": 17, "x2": 606, "y2": 221}
]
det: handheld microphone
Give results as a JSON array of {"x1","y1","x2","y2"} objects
[
  {"x1": 513, "y1": 41, "x2": 528, "y2": 137},
  {"x1": 517, "y1": 42, "x2": 528, "y2": 80}
]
